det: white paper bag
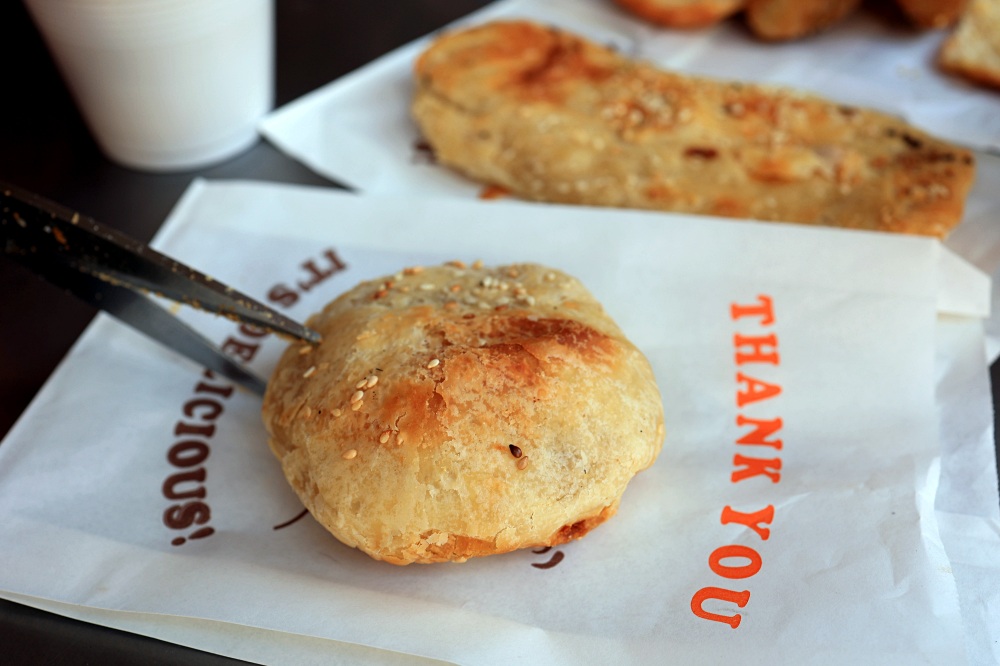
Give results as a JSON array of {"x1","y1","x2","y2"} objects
[{"x1": 0, "y1": 180, "x2": 994, "y2": 664}]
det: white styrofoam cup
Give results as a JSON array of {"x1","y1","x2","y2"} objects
[{"x1": 24, "y1": 0, "x2": 274, "y2": 172}]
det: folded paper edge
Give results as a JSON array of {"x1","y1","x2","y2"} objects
[{"x1": 936, "y1": 244, "x2": 991, "y2": 319}]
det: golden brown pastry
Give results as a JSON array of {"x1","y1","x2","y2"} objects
[
  {"x1": 939, "y1": 0, "x2": 1000, "y2": 90},
  {"x1": 411, "y1": 20, "x2": 975, "y2": 238},
  {"x1": 611, "y1": 0, "x2": 746, "y2": 28},
  {"x1": 745, "y1": 0, "x2": 862, "y2": 40},
  {"x1": 262, "y1": 262, "x2": 665, "y2": 565},
  {"x1": 895, "y1": 0, "x2": 968, "y2": 29}
]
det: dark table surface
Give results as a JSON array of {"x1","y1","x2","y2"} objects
[{"x1": 1, "y1": 1, "x2": 997, "y2": 664}]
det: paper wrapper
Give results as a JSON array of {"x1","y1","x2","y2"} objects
[
  {"x1": 0, "y1": 179, "x2": 997, "y2": 664},
  {"x1": 258, "y1": 0, "x2": 1000, "y2": 359}
]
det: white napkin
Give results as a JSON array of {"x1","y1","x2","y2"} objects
[{"x1": 0, "y1": 180, "x2": 995, "y2": 664}]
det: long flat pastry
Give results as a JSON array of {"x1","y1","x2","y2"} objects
[{"x1": 412, "y1": 20, "x2": 976, "y2": 237}]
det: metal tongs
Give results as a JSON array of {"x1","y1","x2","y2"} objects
[{"x1": 1, "y1": 182, "x2": 321, "y2": 395}]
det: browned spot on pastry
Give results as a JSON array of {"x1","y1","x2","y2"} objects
[
  {"x1": 490, "y1": 316, "x2": 617, "y2": 366},
  {"x1": 516, "y1": 33, "x2": 614, "y2": 93},
  {"x1": 479, "y1": 184, "x2": 510, "y2": 200},
  {"x1": 376, "y1": 378, "x2": 448, "y2": 448},
  {"x1": 685, "y1": 146, "x2": 719, "y2": 159},
  {"x1": 412, "y1": 139, "x2": 437, "y2": 164},
  {"x1": 901, "y1": 133, "x2": 924, "y2": 150},
  {"x1": 550, "y1": 505, "x2": 618, "y2": 545},
  {"x1": 711, "y1": 197, "x2": 750, "y2": 217}
]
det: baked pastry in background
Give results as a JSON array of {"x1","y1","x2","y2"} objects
[
  {"x1": 611, "y1": 0, "x2": 745, "y2": 28},
  {"x1": 263, "y1": 262, "x2": 665, "y2": 565},
  {"x1": 412, "y1": 20, "x2": 975, "y2": 238},
  {"x1": 938, "y1": 0, "x2": 1000, "y2": 90},
  {"x1": 613, "y1": 0, "x2": 973, "y2": 40},
  {"x1": 745, "y1": 0, "x2": 862, "y2": 40},
  {"x1": 896, "y1": 0, "x2": 968, "y2": 28}
]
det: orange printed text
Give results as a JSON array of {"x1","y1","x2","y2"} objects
[{"x1": 691, "y1": 294, "x2": 781, "y2": 629}]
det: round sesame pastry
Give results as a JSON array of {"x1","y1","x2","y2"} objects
[{"x1": 262, "y1": 261, "x2": 665, "y2": 565}]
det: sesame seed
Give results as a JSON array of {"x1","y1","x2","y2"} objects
[
  {"x1": 351, "y1": 400, "x2": 363, "y2": 411},
  {"x1": 509, "y1": 444, "x2": 523, "y2": 458},
  {"x1": 332, "y1": 408, "x2": 343, "y2": 418},
  {"x1": 303, "y1": 366, "x2": 316, "y2": 378},
  {"x1": 404, "y1": 266, "x2": 425, "y2": 275},
  {"x1": 420, "y1": 283, "x2": 435, "y2": 291},
  {"x1": 342, "y1": 449, "x2": 357, "y2": 460},
  {"x1": 365, "y1": 375, "x2": 379, "y2": 388},
  {"x1": 545, "y1": 272, "x2": 556, "y2": 281},
  {"x1": 426, "y1": 358, "x2": 440, "y2": 369},
  {"x1": 450, "y1": 284, "x2": 462, "y2": 293},
  {"x1": 397, "y1": 434, "x2": 406, "y2": 445},
  {"x1": 379, "y1": 432, "x2": 390, "y2": 444},
  {"x1": 355, "y1": 378, "x2": 368, "y2": 389},
  {"x1": 516, "y1": 455, "x2": 530, "y2": 470},
  {"x1": 298, "y1": 345, "x2": 313, "y2": 355},
  {"x1": 472, "y1": 259, "x2": 484, "y2": 269},
  {"x1": 350, "y1": 390, "x2": 364, "y2": 404}
]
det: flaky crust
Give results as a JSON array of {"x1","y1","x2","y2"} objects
[
  {"x1": 412, "y1": 20, "x2": 975, "y2": 238},
  {"x1": 939, "y1": 0, "x2": 1000, "y2": 90},
  {"x1": 612, "y1": 0, "x2": 746, "y2": 28},
  {"x1": 262, "y1": 263, "x2": 665, "y2": 565}
]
